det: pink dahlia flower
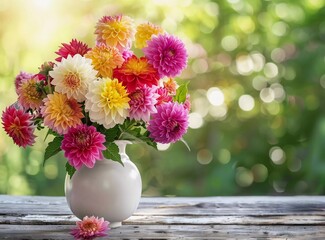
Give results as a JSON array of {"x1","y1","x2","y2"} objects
[
  {"x1": 71, "y1": 216, "x2": 110, "y2": 240},
  {"x1": 15, "y1": 71, "x2": 33, "y2": 94},
  {"x1": 183, "y1": 95, "x2": 191, "y2": 111},
  {"x1": 2, "y1": 105, "x2": 36, "y2": 148},
  {"x1": 122, "y1": 48, "x2": 134, "y2": 60},
  {"x1": 155, "y1": 87, "x2": 173, "y2": 106},
  {"x1": 129, "y1": 86, "x2": 158, "y2": 122},
  {"x1": 148, "y1": 102, "x2": 189, "y2": 144},
  {"x1": 55, "y1": 39, "x2": 91, "y2": 62},
  {"x1": 143, "y1": 34, "x2": 187, "y2": 78},
  {"x1": 61, "y1": 125, "x2": 106, "y2": 170}
]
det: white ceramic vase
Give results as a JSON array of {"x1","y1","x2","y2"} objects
[{"x1": 64, "y1": 140, "x2": 142, "y2": 228}]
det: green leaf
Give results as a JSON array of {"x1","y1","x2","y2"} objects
[
  {"x1": 141, "y1": 136, "x2": 157, "y2": 149},
  {"x1": 180, "y1": 138, "x2": 191, "y2": 151},
  {"x1": 65, "y1": 162, "x2": 76, "y2": 179},
  {"x1": 135, "y1": 130, "x2": 157, "y2": 149},
  {"x1": 43, "y1": 136, "x2": 63, "y2": 166},
  {"x1": 44, "y1": 128, "x2": 61, "y2": 141},
  {"x1": 174, "y1": 82, "x2": 189, "y2": 103},
  {"x1": 103, "y1": 142, "x2": 123, "y2": 166},
  {"x1": 103, "y1": 125, "x2": 120, "y2": 142},
  {"x1": 118, "y1": 126, "x2": 157, "y2": 149}
]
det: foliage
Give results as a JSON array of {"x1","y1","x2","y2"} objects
[{"x1": 0, "y1": 0, "x2": 324, "y2": 196}]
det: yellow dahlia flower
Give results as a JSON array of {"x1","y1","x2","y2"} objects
[
  {"x1": 85, "y1": 44, "x2": 124, "y2": 78},
  {"x1": 95, "y1": 15, "x2": 135, "y2": 52},
  {"x1": 135, "y1": 22, "x2": 164, "y2": 49},
  {"x1": 50, "y1": 54, "x2": 97, "y2": 102},
  {"x1": 85, "y1": 78, "x2": 130, "y2": 129}
]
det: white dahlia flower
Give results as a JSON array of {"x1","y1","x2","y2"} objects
[{"x1": 50, "y1": 54, "x2": 97, "y2": 102}]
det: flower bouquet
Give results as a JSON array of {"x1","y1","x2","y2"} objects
[{"x1": 2, "y1": 15, "x2": 190, "y2": 178}]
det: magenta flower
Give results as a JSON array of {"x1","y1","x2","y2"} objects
[
  {"x1": 71, "y1": 216, "x2": 110, "y2": 240},
  {"x1": 143, "y1": 34, "x2": 187, "y2": 77},
  {"x1": 15, "y1": 71, "x2": 33, "y2": 94},
  {"x1": 129, "y1": 86, "x2": 158, "y2": 122},
  {"x1": 148, "y1": 102, "x2": 189, "y2": 144},
  {"x1": 61, "y1": 125, "x2": 106, "y2": 170},
  {"x1": 2, "y1": 105, "x2": 36, "y2": 148}
]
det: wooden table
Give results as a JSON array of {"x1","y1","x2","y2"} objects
[{"x1": 0, "y1": 195, "x2": 325, "y2": 239}]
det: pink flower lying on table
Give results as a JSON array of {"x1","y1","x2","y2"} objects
[{"x1": 71, "y1": 216, "x2": 110, "y2": 240}]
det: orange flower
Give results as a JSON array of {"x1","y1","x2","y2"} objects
[
  {"x1": 163, "y1": 78, "x2": 178, "y2": 95},
  {"x1": 41, "y1": 92, "x2": 84, "y2": 134},
  {"x1": 85, "y1": 44, "x2": 124, "y2": 78},
  {"x1": 135, "y1": 22, "x2": 164, "y2": 49},
  {"x1": 17, "y1": 76, "x2": 44, "y2": 110},
  {"x1": 95, "y1": 15, "x2": 135, "y2": 52}
]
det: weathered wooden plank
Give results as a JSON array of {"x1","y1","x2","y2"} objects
[
  {"x1": 0, "y1": 224, "x2": 325, "y2": 239},
  {"x1": 1, "y1": 195, "x2": 325, "y2": 216},
  {"x1": 0, "y1": 215, "x2": 78, "y2": 225},
  {"x1": 1, "y1": 195, "x2": 325, "y2": 238},
  {"x1": 1, "y1": 203, "x2": 324, "y2": 216},
  {"x1": 0, "y1": 213, "x2": 325, "y2": 226},
  {"x1": 126, "y1": 214, "x2": 325, "y2": 225},
  {"x1": 2, "y1": 195, "x2": 325, "y2": 204}
]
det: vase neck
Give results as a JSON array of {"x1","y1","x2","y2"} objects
[{"x1": 114, "y1": 140, "x2": 132, "y2": 155}]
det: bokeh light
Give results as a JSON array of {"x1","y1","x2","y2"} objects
[
  {"x1": 238, "y1": 95, "x2": 255, "y2": 111},
  {"x1": 207, "y1": 87, "x2": 225, "y2": 106},
  {"x1": 269, "y1": 146, "x2": 286, "y2": 165},
  {"x1": 188, "y1": 112, "x2": 204, "y2": 129}
]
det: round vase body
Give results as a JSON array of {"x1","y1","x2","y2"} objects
[{"x1": 65, "y1": 141, "x2": 141, "y2": 228}]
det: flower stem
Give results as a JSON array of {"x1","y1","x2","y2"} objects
[{"x1": 46, "y1": 75, "x2": 52, "y2": 94}]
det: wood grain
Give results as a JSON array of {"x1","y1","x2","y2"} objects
[
  {"x1": 1, "y1": 195, "x2": 325, "y2": 239},
  {"x1": 1, "y1": 224, "x2": 325, "y2": 239}
]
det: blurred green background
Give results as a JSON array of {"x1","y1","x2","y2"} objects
[{"x1": 0, "y1": 0, "x2": 325, "y2": 196}]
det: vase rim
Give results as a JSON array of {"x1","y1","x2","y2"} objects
[{"x1": 114, "y1": 140, "x2": 132, "y2": 145}]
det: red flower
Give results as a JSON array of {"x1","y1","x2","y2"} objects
[
  {"x1": 113, "y1": 55, "x2": 159, "y2": 93},
  {"x1": 2, "y1": 105, "x2": 36, "y2": 148},
  {"x1": 55, "y1": 39, "x2": 91, "y2": 62}
]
